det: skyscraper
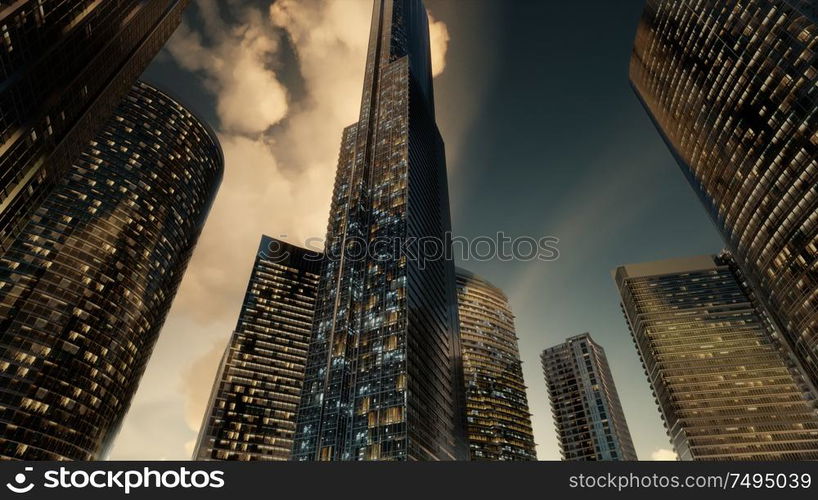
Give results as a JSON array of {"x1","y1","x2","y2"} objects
[
  {"x1": 0, "y1": 0, "x2": 189, "y2": 251},
  {"x1": 455, "y1": 268, "x2": 537, "y2": 461},
  {"x1": 630, "y1": 0, "x2": 818, "y2": 389},
  {"x1": 614, "y1": 254, "x2": 818, "y2": 460},
  {"x1": 0, "y1": 82, "x2": 223, "y2": 460},
  {"x1": 542, "y1": 333, "x2": 637, "y2": 461},
  {"x1": 292, "y1": 0, "x2": 468, "y2": 461},
  {"x1": 194, "y1": 237, "x2": 321, "y2": 461}
]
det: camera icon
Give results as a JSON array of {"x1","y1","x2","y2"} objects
[{"x1": 6, "y1": 467, "x2": 34, "y2": 494}]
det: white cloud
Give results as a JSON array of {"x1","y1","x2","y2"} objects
[
  {"x1": 184, "y1": 440, "x2": 197, "y2": 458},
  {"x1": 166, "y1": 3, "x2": 288, "y2": 134},
  {"x1": 651, "y1": 448, "x2": 678, "y2": 461},
  {"x1": 428, "y1": 11, "x2": 450, "y2": 77}
]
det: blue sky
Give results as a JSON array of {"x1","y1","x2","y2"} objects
[
  {"x1": 437, "y1": 0, "x2": 724, "y2": 460},
  {"x1": 109, "y1": 0, "x2": 725, "y2": 460}
]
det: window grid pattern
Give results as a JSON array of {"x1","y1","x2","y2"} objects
[
  {"x1": 615, "y1": 254, "x2": 818, "y2": 460},
  {"x1": 630, "y1": 0, "x2": 818, "y2": 390}
]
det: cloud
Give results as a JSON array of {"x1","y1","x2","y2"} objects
[
  {"x1": 173, "y1": 0, "x2": 453, "y2": 324},
  {"x1": 651, "y1": 448, "x2": 678, "y2": 461},
  {"x1": 428, "y1": 11, "x2": 450, "y2": 77},
  {"x1": 166, "y1": 3, "x2": 288, "y2": 134},
  {"x1": 506, "y1": 145, "x2": 659, "y2": 304}
]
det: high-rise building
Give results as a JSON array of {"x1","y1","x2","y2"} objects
[
  {"x1": 0, "y1": 0, "x2": 189, "y2": 250},
  {"x1": 614, "y1": 254, "x2": 818, "y2": 460},
  {"x1": 0, "y1": 81, "x2": 223, "y2": 460},
  {"x1": 542, "y1": 333, "x2": 637, "y2": 461},
  {"x1": 292, "y1": 0, "x2": 468, "y2": 461},
  {"x1": 194, "y1": 237, "x2": 321, "y2": 461},
  {"x1": 455, "y1": 268, "x2": 537, "y2": 461},
  {"x1": 630, "y1": 0, "x2": 818, "y2": 389}
]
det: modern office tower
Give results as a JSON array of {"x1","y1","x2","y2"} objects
[
  {"x1": 0, "y1": 82, "x2": 223, "y2": 460},
  {"x1": 614, "y1": 254, "x2": 818, "y2": 460},
  {"x1": 455, "y1": 268, "x2": 537, "y2": 461},
  {"x1": 630, "y1": 0, "x2": 818, "y2": 390},
  {"x1": 194, "y1": 237, "x2": 321, "y2": 461},
  {"x1": 0, "y1": 0, "x2": 189, "y2": 251},
  {"x1": 542, "y1": 334, "x2": 637, "y2": 461},
  {"x1": 292, "y1": 0, "x2": 468, "y2": 461}
]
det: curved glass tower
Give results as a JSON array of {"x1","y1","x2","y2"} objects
[
  {"x1": 0, "y1": 0, "x2": 189, "y2": 251},
  {"x1": 292, "y1": 0, "x2": 467, "y2": 461},
  {"x1": 630, "y1": 0, "x2": 818, "y2": 390},
  {"x1": 0, "y1": 81, "x2": 223, "y2": 460},
  {"x1": 455, "y1": 268, "x2": 536, "y2": 461}
]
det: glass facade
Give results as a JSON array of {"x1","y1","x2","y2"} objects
[
  {"x1": 630, "y1": 0, "x2": 818, "y2": 390},
  {"x1": 455, "y1": 268, "x2": 537, "y2": 461},
  {"x1": 0, "y1": 0, "x2": 189, "y2": 251},
  {"x1": 292, "y1": 0, "x2": 468, "y2": 461},
  {"x1": 194, "y1": 237, "x2": 321, "y2": 461},
  {"x1": 0, "y1": 81, "x2": 223, "y2": 460},
  {"x1": 542, "y1": 333, "x2": 637, "y2": 461},
  {"x1": 614, "y1": 254, "x2": 818, "y2": 460}
]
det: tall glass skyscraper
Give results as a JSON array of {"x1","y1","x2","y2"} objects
[
  {"x1": 0, "y1": 0, "x2": 189, "y2": 251},
  {"x1": 0, "y1": 82, "x2": 223, "y2": 460},
  {"x1": 614, "y1": 254, "x2": 818, "y2": 460},
  {"x1": 630, "y1": 0, "x2": 818, "y2": 389},
  {"x1": 455, "y1": 268, "x2": 537, "y2": 461},
  {"x1": 292, "y1": 0, "x2": 468, "y2": 461},
  {"x1": 195, "y1": 237, "x2": 321, "y2": 461},
  {"x1": 542, "y1": 333, "x2": 637, "y2": 461}
]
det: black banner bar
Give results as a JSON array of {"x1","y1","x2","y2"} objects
[{"x1": 0, "y1": 461, "x2": 814, "y2": 499}]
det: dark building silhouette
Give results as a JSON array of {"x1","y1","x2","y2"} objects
[
  {"x1": 630, "y1": 0, "x2": 818, "y2": 390},
  {"x1": 194, "y1": 237, "x2": 321, "y2": 461},
  {"x1": 456, "y1": 268, "x2": 537, "y2": 461},
  {"x1": 0, "y1": 82, "x2": 223, "y2": 460},
  {"x1": 291, "y1": 0, "x2": 468, "y2": 461},
  {"x1": 614, "y1": 254, "x2": 818, "y2": 460},
  {"x1": 0, "y1": 0, "x2": 189, "y2": 251},
  {"x1": 542, "y1": 334, "x2": 637, "y2": 461}
]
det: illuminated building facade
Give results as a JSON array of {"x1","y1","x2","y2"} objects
[
  {"x1": 194, "y1": 237, "x2": 321, "y2": 461},
  {"x1": 0, "y1": 82, "x2": 223, "y2": 460},
  {"x1": 455, "y1": 268, "x2": 536, "y2": 461},
  {"x1": 614, "y1": 255, "x2": 818, "y2": 460},
  {"x1": 630, "y1": 0, "x2": 818, "y2": 389},
  {"x1": 0, "y1": 0, "x2": 189, "y2": 251},
  {"x1": 542, "y1": 333, "x2": 637, "y2": 461},
  {"x1": 292, "y1": 0, "x2": 468, "y2": 461}
]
